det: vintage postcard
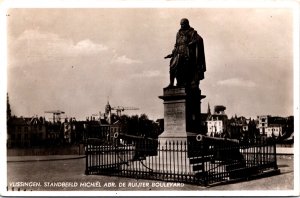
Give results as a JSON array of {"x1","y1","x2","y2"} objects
[{"x1": 1, "y1": 0, "x2": 299, "y2": 196}]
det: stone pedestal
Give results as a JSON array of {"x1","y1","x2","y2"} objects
[
  {"x1": 143, "y1": 87, "x2": 206, "y2": 174},
  {"x1": 159, "y1": 87, "x2": 188, "y2": 139},
  {"x1": 158, "y1": 86, "x2": 206, "y2": 143}
]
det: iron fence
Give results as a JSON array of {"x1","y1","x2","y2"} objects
[{"x1": 85, "y1": 136, "x2": 279, "y2": 186}]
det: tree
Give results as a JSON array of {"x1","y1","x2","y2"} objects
[
  {"x1": 119, "y1": 114, "x2": 159, "y2": 138},
  {"x1": 119, "y1": 114, "x2": 130, "y2": 134}
]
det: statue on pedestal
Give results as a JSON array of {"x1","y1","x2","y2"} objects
[{"x1": 165, "y1": 18, "x2": 206, "y2": 89}]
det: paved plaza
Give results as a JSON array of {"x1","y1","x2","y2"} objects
[{"x1": 6, "y1": 155, "x2": 293, "y2": 191}]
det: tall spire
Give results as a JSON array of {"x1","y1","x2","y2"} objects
[
  {"x1": 105, "y1": 98, "x2": 112, "y2": 124},
  {"x1": 207, "y1": 102, "x2": 211, "y2": 115}
]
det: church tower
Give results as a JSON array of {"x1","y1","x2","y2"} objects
[{"x1": 105, "y1": 101, "x2": 111, "y2": 124}]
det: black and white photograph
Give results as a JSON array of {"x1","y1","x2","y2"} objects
[{"x1": 1, "y1": 1, "x2": 299, "y2": 196}]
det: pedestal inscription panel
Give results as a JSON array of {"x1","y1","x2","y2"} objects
[
  {"x1": 164, "y1": 101, "x2": 186, "y2": 136},
  {"x1": 159, "y1": 87, "x2": 189, "y2": 139}
]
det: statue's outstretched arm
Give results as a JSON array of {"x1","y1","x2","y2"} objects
[{"x1": 164, "y1": 54, "x2": 173, "y2": 59}]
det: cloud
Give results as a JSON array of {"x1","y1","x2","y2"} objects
[
  {"x1": 130, "y1": 70, "x2": 162, "y2": 78},
  {"x1": 11, "y1": 29, "x2": 108, "y2": 63},
  {"x1": 111, "y1": 55, "x2": 141, "y2": 65},
  {"x1": 217, "y1": 78, "x2": 256, "y2": 88},
  {"x1": 72, "y1": 39, "x2": 108, "y2": 54}
]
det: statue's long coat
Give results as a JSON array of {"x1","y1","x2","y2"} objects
[{"x1": 170, "y1": 27, "x2": 206, "y2": 86}]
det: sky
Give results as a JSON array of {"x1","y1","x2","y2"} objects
[{"x1": 6, "y1": 7, "x2": 294, "y2": 120}]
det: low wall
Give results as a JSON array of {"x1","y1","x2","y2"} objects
[
  {"x1": 276, "y1": 147, "x2": 293, "y2": 155},
  {"x1": 276, "y1": 144, "x2": 293, "y2": 155},
  {"x1": 7, "y1": 144, "x2": 85, "y2": 156}
]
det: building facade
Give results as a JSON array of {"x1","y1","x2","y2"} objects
[
  {"x1": 7, "y1": 116, "x2": 47, "y2": 148},
  {"x1": 265, "y1": 124, "x2": 282, "y2": 137},
  {"x1": 257, "y1": 115, "x2": 270, "y2": 135},
  {"x1": 257, "y1": 115, "x2": 291, "y2": 138},
  {"x1": 206, "y1": 105, "x2": 228, "y2": 137}
]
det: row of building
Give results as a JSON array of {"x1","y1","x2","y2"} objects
[
  {"x1": 6, "y1": 115, "x2": 122, "y2": 148},
  {"x1": 7, "y1": 103, "x2": 294, "y2": 148},
  {"x1": 204, "y1": 104, "x2": 294, "y2": 140},
  {"x1": 6, "y1": 101, "x2": 146, "y2": 148}
]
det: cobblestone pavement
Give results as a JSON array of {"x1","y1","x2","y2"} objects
[{"x1": 6, "y1": 155, "x2": 294, "y2": 192}]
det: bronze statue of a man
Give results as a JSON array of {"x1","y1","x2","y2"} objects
[{"x1": 165, "y1": 18, "x2": 206, "y2": 89}]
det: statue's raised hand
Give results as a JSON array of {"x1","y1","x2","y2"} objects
[{"x1": 164, "y1": 54, "x2": 173, "y2": 59}]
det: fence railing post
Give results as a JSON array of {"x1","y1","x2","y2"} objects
[
  {"x1": 202, "y1": 140, "x2": 207, "y2": 186},
  {"x1": 85, "y1": 143, "x2": 89, "y2": 175},
  {"x1": 273, "y1": 140, "x2": 278, "y2": 169}
]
